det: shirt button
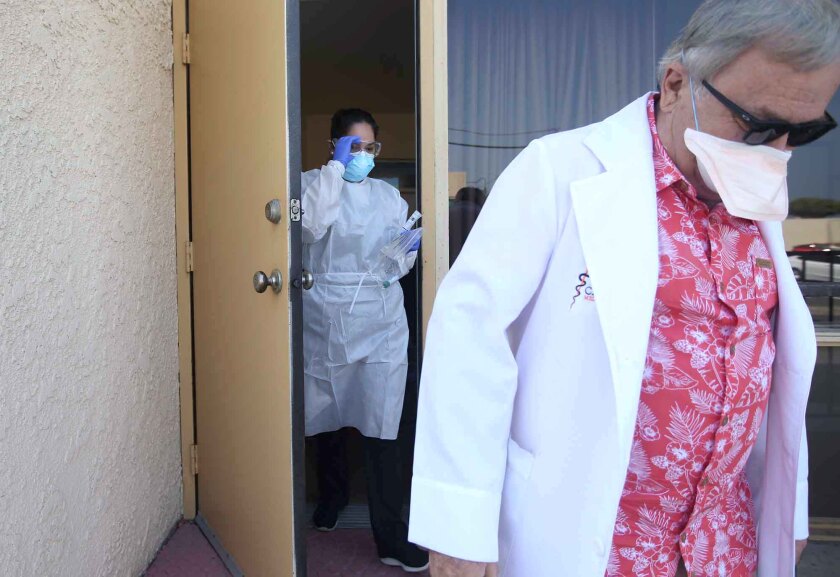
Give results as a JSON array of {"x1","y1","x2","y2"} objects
[
  {"x1": 722, "y1": 416, "x2": 729, "y2": 426},
  {"x1": 681, "y1": 532, "x2": 687, "y2": 543},
  {"x1": 730, "y1": 345, "x2": 736, "y2": 355}
]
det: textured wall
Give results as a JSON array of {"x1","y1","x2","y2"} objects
[{"x1": 0, "y1": 1, "x2": 181, "y2": 576}]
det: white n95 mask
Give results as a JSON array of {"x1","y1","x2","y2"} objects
[
  {"x1": 682, "y1": 72, "x2": 792, "y2": 222},
  {"x1": 684, "y1": 128, "x2": 791, "y2": 221}
]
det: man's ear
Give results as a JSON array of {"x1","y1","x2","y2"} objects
[{"x1": 659, "y1": 63, "x2": 687, "y2": 113}]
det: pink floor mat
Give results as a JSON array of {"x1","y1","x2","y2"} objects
[
  {"x1": 144, "y1": 522, "x2": 230, "y2": 577},
  {"x1": 307, "y1": 529, "x2": 430, "y2": 577},
  {"x1": 145, "y1": 522, "x2": 429, "y2": 577}
]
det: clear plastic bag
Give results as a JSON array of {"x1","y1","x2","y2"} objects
[{"x1": 370, "y1": 212, "x2": 423, "y2": 288}]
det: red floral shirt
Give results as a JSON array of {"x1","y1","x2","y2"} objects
[{"x1": 606, "y1": 95, "x2": 778, "y2": 577}]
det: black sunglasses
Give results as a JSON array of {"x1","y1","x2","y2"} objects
[{"x1": 702, "y1": 80, "x2": 837, "y2": 147}]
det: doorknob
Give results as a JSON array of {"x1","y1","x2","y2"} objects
[
  {"x1": 301, "y1": 270, "x2": 314, "y2": 290},
  {"x1": 293, "y1": 270, "x2": 315, "y2": 290},
  {"x1": 265, "y1": 199, "x2": 282, "y2": 224},
  {"x1": 253, "y1": 269, "x2": 283, "y2": 294}
]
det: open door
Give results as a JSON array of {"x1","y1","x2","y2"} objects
[{"x1": 187, "y1": 1, "x2": 302, "y2": 574}]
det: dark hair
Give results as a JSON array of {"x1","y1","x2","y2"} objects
[
  {"x1": 455, "y1": 186, "x2": 487, "y2": 207},
  {"x1": 330, "y1": 108, "x2": 379, "y2": 140}
]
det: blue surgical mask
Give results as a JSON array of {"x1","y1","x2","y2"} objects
[{"x1": 343, "y1": 152, "x2": 375, "y2": 182}]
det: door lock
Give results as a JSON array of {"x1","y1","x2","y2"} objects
[
  {"x1": 290, "y1": 199, "x2": 301, "y2": 222},
  {"x1": 265, "y1": 199, "x2": 282, "y2": 224},
  {"x1": 253, "y1": 270, "x2": 283, "y2": 294}
]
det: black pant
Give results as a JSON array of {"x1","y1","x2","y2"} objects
[{"x1": 314, "y1": 429, "x2": 408, "y2": 555}]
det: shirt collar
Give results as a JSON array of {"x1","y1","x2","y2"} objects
[{"x1": 648, "y1": 93, "x2": 697, "y2": 199}]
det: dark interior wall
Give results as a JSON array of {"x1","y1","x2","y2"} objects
[
  {"x1": 300, "y1": 0, "x2": 416, "y2": 169},
  {"x1": 300, "y1": 0, "x2": 420, "y2": 506}
]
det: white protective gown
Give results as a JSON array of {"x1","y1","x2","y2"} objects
[{"x1": 302, "y1": 160, "x2": 416, "y2": 440}]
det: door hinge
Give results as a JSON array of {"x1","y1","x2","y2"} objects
[
  {"x1": 182, "y1": 33, "x2": 191, "y2": 65},
  {"x1": 290, "y1": 199, "x2": 301, "y2": 222},
  {"x1": 190, "y1": 444, "x2": 199, "y2": 475},
  {"x1": 186, "y1": 241, "x2": 194, "y2": 273}
]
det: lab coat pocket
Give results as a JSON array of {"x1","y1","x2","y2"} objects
[
  {"x1": 329, "y1": 293, "x2": 392, "y2": 365},
  {"x1": 498, "y1": 438, "x2": 535, "y2": 574}
]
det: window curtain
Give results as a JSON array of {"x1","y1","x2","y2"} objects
[
  {"x1": 448, "y1": 0, "x2": 657, "y2": 192},
  {"x1": 448, "y1": 0, "x2": 840, "y2": 202}
]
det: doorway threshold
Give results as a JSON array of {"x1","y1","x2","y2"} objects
[
  {"x1": 306, "y1": 503, "x2": 371, "y2": 529},
  {"x1": 305, "y1": 503, "x2": 413, "y2": 530}
]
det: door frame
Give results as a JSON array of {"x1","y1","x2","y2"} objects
[
  {"x1": 173, "y1": 0, "x2": 196, "y2": 520},
  {"x1": 418, "y1": 0, "x2": 450, "y2": 338},
  {"x1": 172, "y1": 0, "x2": 449, "y2": 563},
  {"x1": 287, "y1": 0, "x2": 307, "y2": 570}
]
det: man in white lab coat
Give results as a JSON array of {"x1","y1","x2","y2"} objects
[{"x1": 409, "y1": 1, "x2": 840, "y2": 576}]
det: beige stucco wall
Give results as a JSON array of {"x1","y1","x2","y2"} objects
[
  {"x1": 782, "y1": 218, "x2": 840, "y2": 250},
  {"x1": 0, "y1": 1, "x2": 181, "y2": 576}
]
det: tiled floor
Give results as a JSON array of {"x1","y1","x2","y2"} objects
[
  {"x1": 144, "y1": 522, "x2": 429, "y2": 577},
  {"x1": 146, "y1": 521, "x2": 839, "y2": 577}
]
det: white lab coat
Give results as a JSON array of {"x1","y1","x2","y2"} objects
[
  {"x1": 302, "y1": 161, "x2": 416, "y2": 440},
  {"x1": 409, "y1": 94, "x2": 815, "y2": 576}
]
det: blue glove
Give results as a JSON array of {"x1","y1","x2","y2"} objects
[
  {"x1": 332, "y1": 136, "x2": 361, "y2": 167},
  {"x1": 401, "y1": 230, "x2": 422, "y2": 252}
]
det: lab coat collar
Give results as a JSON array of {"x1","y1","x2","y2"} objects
[
  {"x1": 568, "y1": 93, "x2": 814, "y2": 464},
  {"x1": 569, "y1": 93, "x2": 661, "y2": 457}
]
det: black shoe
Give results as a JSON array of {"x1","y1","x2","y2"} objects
[
  {"x1": 380, "y1": 542, "x2": 430, "y2": 573},
  {"x1": 312, "y1": 502, "x2": 344, "y2": 532}
]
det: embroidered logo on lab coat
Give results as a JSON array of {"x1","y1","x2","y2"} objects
[{"x1": 570, "y1": 271, "x2": 595, "y2": 308}]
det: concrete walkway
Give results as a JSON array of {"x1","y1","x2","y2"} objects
[{"x1": 798, "y1": 541, "x2": 840, "y2": 577}]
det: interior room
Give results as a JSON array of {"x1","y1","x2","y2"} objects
[{"x1": 299, "y1": 0, "x2": 423, "y2": 573}]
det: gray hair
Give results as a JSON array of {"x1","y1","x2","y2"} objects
[{"x1": 659, "y1": 0, "x2": 840, "y2": 86}]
